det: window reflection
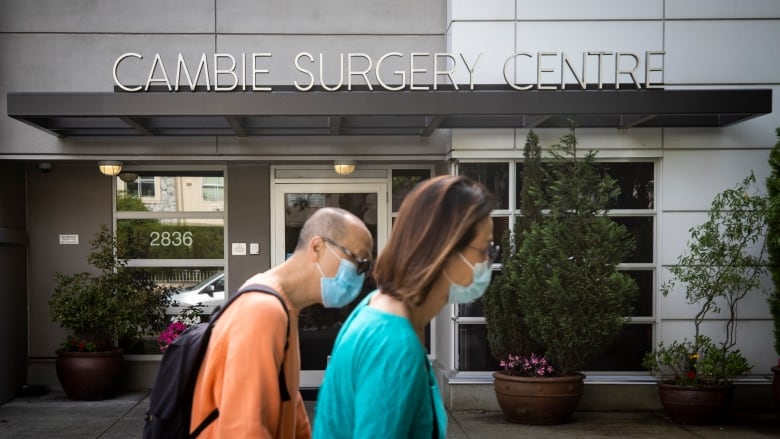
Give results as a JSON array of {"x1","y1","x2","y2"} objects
[
  {"x1": 599, "y1": 163, "x2": 654, "y2": 210},
  {"x1": 612, "y1": 216, "x2": 653, "y2": 263},
  {"x1": 392, "y1": 169, "x2": 431, "y2": 212},
  {"x1": 117, "y1": 219, "x2": 224, "y2": 259},
  {"x1": 458, "y1": 324, "x2": 501, "y2": 371},
  {"x1": 516, "y1": 162, "x2": 654, "y2": 211},
  {"x1": 460, "y1": 163, "x2": 509, "y2": 210},
  {"x1": 116, "y1": 173, "x2": 225, "y2": 212}
]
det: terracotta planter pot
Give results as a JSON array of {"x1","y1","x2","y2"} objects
[
  {"x1": 55, "y1": 349, "x2": 124, "y2": 400},
  {"x1": 492, "y1": 371, "x2": 585, "y2": 425},
  {"x1": 772, "y1": 365, "x2": 780, "y2": 406},
  {"x1": 657, "y1": 381, "x2": 734, "y2": 425}
]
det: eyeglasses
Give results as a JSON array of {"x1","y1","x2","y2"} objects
[
  {"x1": 469, "y1": 241, "x2": 501, "y2": 264},
  {"x1": 321, "y1": 236, "x2": 373, "y2": 275}
]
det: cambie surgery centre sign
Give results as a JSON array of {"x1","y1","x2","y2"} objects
[{"x1": 113, "y1": 51, "x2": 665, "y2": 92}]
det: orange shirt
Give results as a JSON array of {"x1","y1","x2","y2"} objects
[{"x1": 190, "y1": 278, "x2": 311, "y2": 438}]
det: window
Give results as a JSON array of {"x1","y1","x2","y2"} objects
[
  {"x1": 392, "y1": 168, "x2": 433, "y2": 350},
  {"x1": 114, "y1": 170, "x2": 226, "y2": 333},
  {"x1": 202, "y1": 176, "x2": 224, "y2": 202},
  {"x1": 392, "y1": 168, "x2": 432, "y2": 211},
  {"x1": 456, "y1": 161, "x2": 655, "y2": 372},
  {"x1": 124, "y1": 176, "x2": 156, "y2": 198}
]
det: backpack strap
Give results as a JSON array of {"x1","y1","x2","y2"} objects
[{"x1": 211, "y1": 282, "x2": 291, "y2": 402}]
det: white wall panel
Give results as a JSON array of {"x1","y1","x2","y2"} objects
[
  {"x1": 659, "y1": 212, "x2": 707, "y2": 265},
  {"x1": 658, "y1": 320, "x2": 776, "y2": 374},
  {"x1": 516, "y1": 0, "x2": 663, "y2": 20},
  {"x1": 447, "y1": 22, "x2": 516, "y2": 84},
  {"x1": 514, "y1": 22, "x2": 663, "y2": 86},
  {"x1": 452, "y1": 129, "x2": 515, "y2": 150},
  {"x1": 0, "y1": 0, "x2": 214, "y2": 33},
  {"x1": 449, "y1": 0, "x2": 515, "y2": 21},
  {"x1": 566, "y1": 128, "x2": 662, "y2": 153},
  {"x1": 665, "y1": 21, "x2": 780, "y2": 84},
  {"x1": 666, "y1": 0, "x2": 780, "y2": 19},
  {"x1": 661, "y1": 149, "x2": 770, "y2": 212},
  {"x1": 218, "y1": 0, "x2": 445, "y2": 35},
  {"x1": 659, "y1": 267, "x2": 771, "y2": 319}
]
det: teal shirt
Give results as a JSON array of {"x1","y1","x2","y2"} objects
[{"x1": 314, "y1": 291, "x2": 447, "y2": 439}]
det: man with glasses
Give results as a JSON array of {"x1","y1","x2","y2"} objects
[{"x1": 190, "y1": 207, "x2": 373, "y2": 439}]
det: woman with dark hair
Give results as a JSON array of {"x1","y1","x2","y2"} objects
[{"x1": 314, "y1": 175, "x2": 497, "y2": 439}]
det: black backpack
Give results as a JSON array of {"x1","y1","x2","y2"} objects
[{"x1": 143, "y1": 283, "x2": 291, "y2": 439}]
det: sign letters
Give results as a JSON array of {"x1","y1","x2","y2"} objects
[{"x1": 113, "y1": 51, "x2": 665, "y2": 92}]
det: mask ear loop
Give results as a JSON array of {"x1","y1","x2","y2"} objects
[
  {"x1": 443, "y1": 252, "x2": 473, "y2": 287},
  {"x1": 457, "y1": 252, "x2": 476, "y2": 269},
  {"x1": 317, "y1": 241, "x2": 343, "y2": 279}
]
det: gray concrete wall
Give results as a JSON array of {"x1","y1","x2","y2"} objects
[
  {"x1": 25, "y1": 164, "x2": 112, "y2": 388},
  {"x1": 225, "y1": 163, "x2": 271, "y2": 295},
  {"x1": 0, "y1": 162, "x2": 28, "y2": 403},
  {"x1": 0, "y1": 0, "x2": 449, "y2": 160}
]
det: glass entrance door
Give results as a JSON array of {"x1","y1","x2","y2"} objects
[{"x1": 272, "y1": 182, "x2": 387, "y2": 387}]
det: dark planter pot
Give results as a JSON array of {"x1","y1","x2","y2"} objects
[
  {"x1": 493, "y1": 371, "x2": 585, "y2": 425},
  {"x1": 772, "y1": 365, "x2": 780, "y2": 406},
  {"x1": 55, "y1": 349, "x2": 124, "y2": 401},
  {"x1": 657, "y1": 381, "x2": 734, "y2": 425}
]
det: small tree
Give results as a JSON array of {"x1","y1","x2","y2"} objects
[
  {"x1": 644, "y1": 173, "x2": 765, "y2": 385},
  {"x1": 766, "y1": 128, "x2": 780, "y2": 360},
  {"x1": 485, "y1": 130, "x2": 545, "y2": 360},
  {"x1": 662, "y1": 172, "x2": 767, "y2": 355},
  {"x1": 514, "y1": 126, "x2": 637, "y2": 376}
]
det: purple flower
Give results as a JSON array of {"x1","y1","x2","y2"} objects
[{"x1": 501, "y1": 353, "x2": 555, "y2": 377}]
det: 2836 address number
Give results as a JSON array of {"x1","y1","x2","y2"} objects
[{"x1": 150, "y1": 231, "x2": 193, "y2": 247}]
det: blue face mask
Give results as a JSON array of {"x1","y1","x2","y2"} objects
[
  {"x1": 447, "y1": 253, "x2": 491, "y2": 304},
  {"x1": 316, "y1": 247, "x2": 365, "y2": 308}
]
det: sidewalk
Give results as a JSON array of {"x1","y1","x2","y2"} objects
[{"x1": 0, "y1": 390, "x2": 778, "y2": 438}]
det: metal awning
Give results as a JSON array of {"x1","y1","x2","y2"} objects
[{"x1": 6, "y1": 87, "x2": 772, "y2": 137}]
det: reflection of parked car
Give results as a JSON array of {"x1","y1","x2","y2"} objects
[{"x1": 170, "y1": 272, "x2": 225, "y2": 307}]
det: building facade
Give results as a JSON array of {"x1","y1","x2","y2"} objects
[{"x1": 1, "y1": 0, "x2": 778, "y2": 410}]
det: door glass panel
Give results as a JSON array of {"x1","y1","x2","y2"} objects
[
  {"x1": 283, "y1": 191, "x2": 379, "y2": 371},
  {"x1": 391, "y1": 169, "x2": 431, "y2": 211}
]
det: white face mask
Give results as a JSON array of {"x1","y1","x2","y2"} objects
[{"x1": 446, "y1": 253, "x2": 492, "y2": 304}]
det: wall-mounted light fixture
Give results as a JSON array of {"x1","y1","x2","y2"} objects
[
  {"x1": 333, "y1": 160, "x2": 356, "y2": 176},
  {"x1": 118, "y1": 172, "x2": 138, "y2": 182},
  {"x1": 98, "y1": 161, "x2": 122, "y2": 176}
]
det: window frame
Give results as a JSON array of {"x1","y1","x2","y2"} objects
[
  {"x1": 113, "y1": 166, "x2": 228, "y2": 318},
  {"x1": 453, "y1": 158, "x2": 657, "y2": 375}
]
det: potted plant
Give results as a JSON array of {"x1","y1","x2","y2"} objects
[
  {"x1": 49, "y1": 225, "x2": 173, "y2": 400},
  {"x1": 485, "y1": 126, "x2": 638, "y2": 424},
  {"x1": 764, "y1": 127, "x2": 780, "y2": 405},
  {"x1": 642, "y1": 172, "x2": 767, "y2": 424}
]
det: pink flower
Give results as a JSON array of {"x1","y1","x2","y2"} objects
[
  {"x1": 501, "y1": 353, "x2": 555, "y2": 377},
  {"x1": 157, "y1": 321, "x2": 190, "y2": 352}
]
